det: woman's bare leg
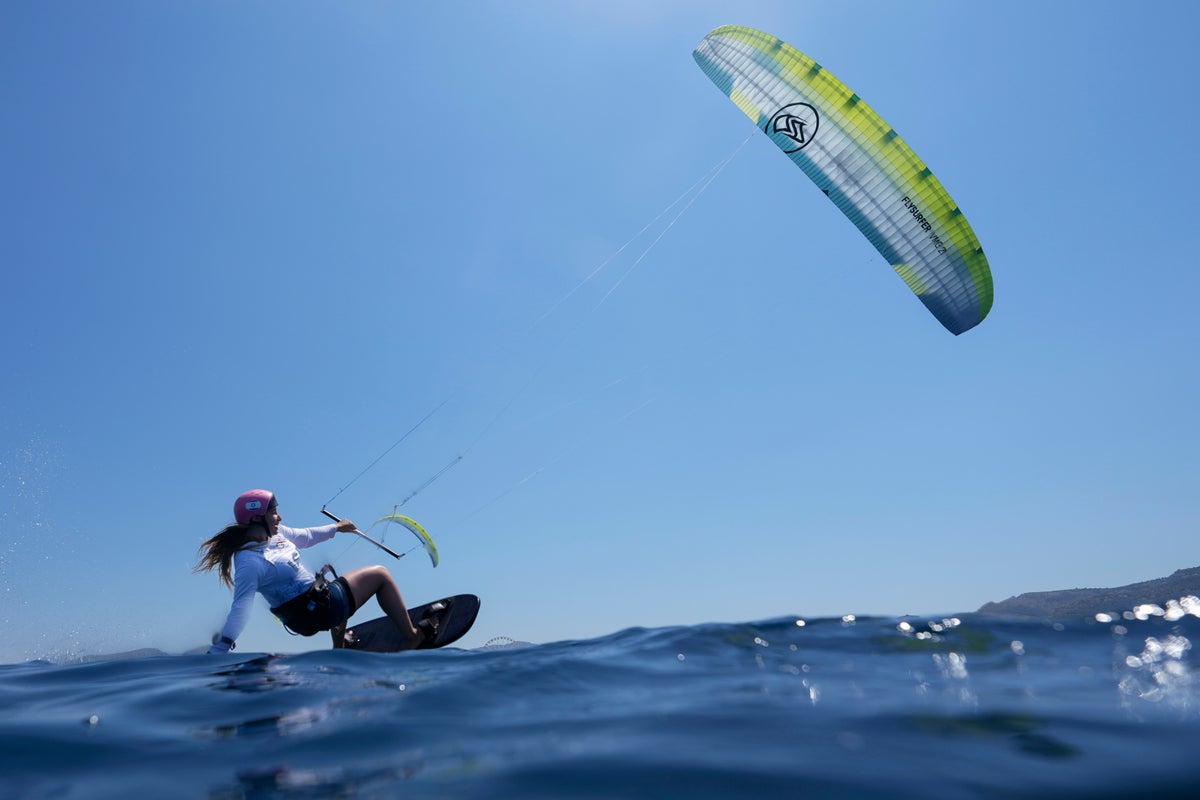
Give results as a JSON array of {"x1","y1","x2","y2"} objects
[{"x1": 341, "y1": 565, "x2": 423, "y2": 648}]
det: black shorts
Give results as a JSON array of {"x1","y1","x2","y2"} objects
[
  {"x1": 326, "y1": 576, "x2": 357, "y2": 626},
  {"x1": 271, "y1": 577, "x2": 358, "y2": 636}
]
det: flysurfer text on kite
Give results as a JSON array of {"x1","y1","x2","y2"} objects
[{"x1": 902, "y1": 195, "x2": 948, "y2": 255}]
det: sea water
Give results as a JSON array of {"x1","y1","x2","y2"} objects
[{"x1": 2, "y1": 611, "x2": 1197, "y2": 799}]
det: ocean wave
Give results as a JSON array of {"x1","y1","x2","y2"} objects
[{"x1": 2, "y1": 613, "x2": 1199, "y2": 798}]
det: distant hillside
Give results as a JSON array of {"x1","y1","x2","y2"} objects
[{"x1": 977, "y1": 567, "x2": 1200, "y2": 619}]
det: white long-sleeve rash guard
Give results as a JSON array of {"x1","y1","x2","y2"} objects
[{"x1": 214, "y1": 523, "x2": 338, "y2": 648}]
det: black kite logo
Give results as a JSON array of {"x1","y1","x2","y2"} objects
[{"x1": 766, "y1": 103, "x2": 820, "y2": 153}]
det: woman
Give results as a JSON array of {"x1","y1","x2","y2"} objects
[{"x1": 197, "y1": 489, "x2": 427, "y2": 653}]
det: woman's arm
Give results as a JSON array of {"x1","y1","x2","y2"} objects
[
  {"x1": 207, "y1": 556, "x2": 262, "y2": 653},
  {"x1": 277, "y1": 523, "x2": 339, "y2": 549}
]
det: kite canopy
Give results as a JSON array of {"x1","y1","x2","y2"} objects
[
  {"x1": 693, "y1": 25, "x2": 993, "y2": 335},
  {"x1": 372, "y1": 513, "x2": 439, "y2": 568}
]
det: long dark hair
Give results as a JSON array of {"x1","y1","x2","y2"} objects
[{"x1": 194, "y1": 524, "x2": 254, "y2": 588}]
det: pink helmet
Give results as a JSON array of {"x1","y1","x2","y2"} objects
[{"x1": 234, "y1": 489, "x2": 277, "y2": 525}]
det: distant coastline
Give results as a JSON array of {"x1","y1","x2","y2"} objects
[{"x1": 976, "y1": 566, "x2": 1200, "y2": 619}]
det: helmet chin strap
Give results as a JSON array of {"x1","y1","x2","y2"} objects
[
  {"x1": 247, "y1": 517, "x2": 271, "y2": 542},
  {"x1": 251, "y1": 498, "x2": 279, "y2": 540}
]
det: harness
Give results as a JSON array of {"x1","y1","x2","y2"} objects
[{"x1": 270, "y1": 565, "x2": 340, "y2": 637}]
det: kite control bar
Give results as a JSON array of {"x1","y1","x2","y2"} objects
[{"x1": 321, "y1": 506, "x2": 404, "y2": 560}]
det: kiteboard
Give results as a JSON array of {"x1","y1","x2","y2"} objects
[{"x1": 346, "y1": 594, "x2": 480, "y2": 652}]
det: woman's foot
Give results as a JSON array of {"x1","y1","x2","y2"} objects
[
  {"x1": 417, "y1": 616, "x2": 440, "y2": 648},
  {"x1": 331, "y1": 623, "x2": 347, "y2": 649},
  {"x1": 392, "y1": 616, "x2": 437, "y2": 651}
]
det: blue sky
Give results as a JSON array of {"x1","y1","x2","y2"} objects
[{"x1": 2, "y1": 1, "x2": 1197, "y2": 661}]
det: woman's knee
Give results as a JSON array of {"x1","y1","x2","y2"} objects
[{"x1": 343, "y1": 565, "x2": 394, "y2": 600}]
